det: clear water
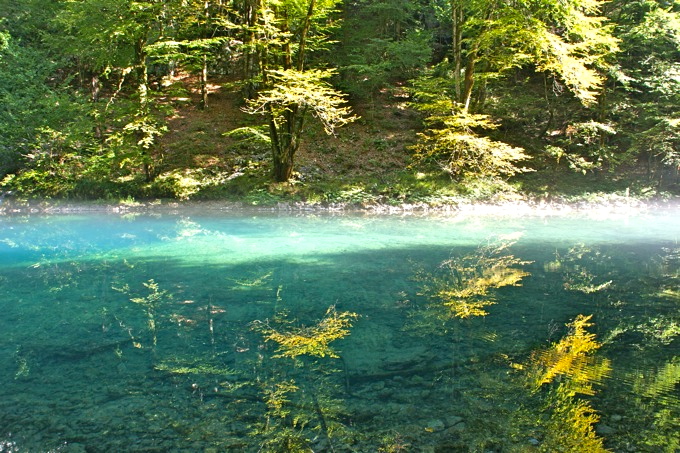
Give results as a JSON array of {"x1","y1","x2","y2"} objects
[{"x1": 1, "y1": 209, "x2": 678, "y2": 452}]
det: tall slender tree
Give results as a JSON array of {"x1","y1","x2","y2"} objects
[
  {"x1": 410, "y1": 0, "x2": 619, "y2": 180},
  {"x1": 243, "y1": 0, "x2": 356, "y2": 181}
]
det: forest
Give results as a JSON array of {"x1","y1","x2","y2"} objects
[{"x1": 1, "y1": 0, "x2": 679, "y2": 204}]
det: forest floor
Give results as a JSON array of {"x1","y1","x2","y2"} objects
[
  {"x1": 3, "y1": 75, "x2": 679, "y2": 212},
  {"x1": 152, "y1": 74, "x2": 428, "y2": 204},
  {"x1": 148, "y1": 75, "x2": 679, "y2": 209}
]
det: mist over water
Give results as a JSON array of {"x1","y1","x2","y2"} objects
[{"x1": 1, "y1": 208, "x2": 678, "y2": 451}]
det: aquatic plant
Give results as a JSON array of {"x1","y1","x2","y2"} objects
[
  {"x1": 115, "y1": 279, "x2": 172, "y2": 348},
  {"x1": 251, "y1": 371, "x2": 350, "y2": 453},
  {"x1": 547, "y1": 244, "x2": 616, "y2": 295},
  {"x1": 14, "y1": 350, "x2": 29, "y2": 380},
  {"x1": 537, "y1": 383, "x2": 609, "y2": 453},
  {"x1": 378, "y1": 431, "x2": 410, "y2": 452},
  {"x1": 255, "y1": 377, "x2": 312, "y2": 452},
  {"x1": 230, "y1": 270, "x2": 273, "y2": 289},
  {"x1": 248, "y1": 304, "x2": 358, "y2": 451},
  {"x1": 154, "y1": 359, "x2": 235, "y2": 376}
]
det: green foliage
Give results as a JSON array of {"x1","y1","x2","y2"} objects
[
  {"x1": 0, "y1": 34, "x2": 84, "y2": 178},
  {"x1": 105, "y1": 105, "x2": 169, "y2": 179},
  {"x1": 247, "y1": 69, "x2": 356, "y2": 136},
  {"x1": 340, "y1": 4, "x2": 433, "y2": 97},
  {"x1": 632, "y1": 117, "x2": 680, "y2": 168},
  {"x1": 545, "y1": 121, "x2": 622, "y2": 174},
  {"x1": 536, "y1": 383, "x2": 609, "y2": 453},
  {"x1": 545, "y1": 244, "x2": 617, "y2": 295},
  {"x1": 0, "y1": 0, "x2": 679, "y2": 199},
  {"x1": 633, "y1": 358, "x2": 680, "y2": 400},
  {"x1": 411, "y1": 110, "x2": 531, "y2": 179},
  {"x1": 155, "y1": 359, "x2": 235, "y2": 376},
  {"x1": 606, "y1": 1, "x2": 680, "y2": 178},
  {"x1": 527, "y1": 315, "x2": 611, "y2": 395},
  {"x1": 410, "y1": 76, "x2": 531, "y2": 180},
  {"x1": 244, "y1": 68, "x2": 357, "y2": 181}
]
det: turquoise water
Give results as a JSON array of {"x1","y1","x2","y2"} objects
[{"x1": 0, "y1": 209, "x2": 678, "y2": 452}]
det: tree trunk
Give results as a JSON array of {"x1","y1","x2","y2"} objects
[
  {"x1": 134, "y1": 35, "x2": 153, "y2": 182},
  {"x1": 271, "y1": 127, "x2": 296, "y2": 182},
  {"x1": 297, "y1": 0, "x2": 317, "y2": 71},
  {"x1": 273, "y1": 151, "x2": 295, "y2": 182},
  {"x1": 242, "y1": 0, "x2": 260, "y2": 98},
  {"x1": 269, "y1": 106, "x2": 304, "y2": 182},
  {"x1": 200, "y1": 54, "x2": 208, "y2": 109},
  {"x1": 451, "y1": 0, "x2": 463, "y2": 102},
  {"x1": 134, "y1": 37, "x2": 148, "y2": 108},
  {"x1": 200, "y1": 1, "x2": 210, "y2": 109},
  {"x1": 462, "y1": 48, "x2": 477, "y2": 113}
]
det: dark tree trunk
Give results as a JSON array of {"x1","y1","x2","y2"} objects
[
  {"x1": 451, "y1": 0, "x2": 463, "y2": 102},
  {"x1": 242, "y1": 0, "x2": 261, "y2": 98},
  {"x1": 273, "y1": 153, "x2": 295, "y2": 182},
  {"x1": 297, "y1": 0, "x2": 316, "y2": 71},
  {"x1": 269, "y1": 107, "x2": 303, "y2": 182}
]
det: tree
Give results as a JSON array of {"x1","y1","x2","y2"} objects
[
  {"x1": 53, "y1": 0, "x2": 171, "y2": 181},
  {"x1": 607, "y1": 0, "x2": 680, "y2": 182},
  {"x1": 244, "y1": 68, "x2": 355, "y2": 181},
  {"x1": 444, "y1": 0, "x2": 618, "y2": 111},
  {"x1": 242, "y1": 0, "x2": 357, "y2": 182},
  {"x1": 149, "y1": 0, "x2": 236, "y2": 109},
  {"x1": 410, "y1": 0, "x2": 618, "y2": 181},
  {"x1": 410, "y1": 74, "x2": 531, "y2": 179},
  {"x1": 337, "y1": 0, "x2": 432, "y2": 99}
]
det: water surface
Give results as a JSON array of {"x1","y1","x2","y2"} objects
[{"x1": 1, "y1": 209, "x2": 678, "y2": 451}]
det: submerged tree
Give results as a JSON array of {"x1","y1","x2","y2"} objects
[
  {"x1": 252, "y1": 304, "x2": 357, "y2": 359},
  {"x1": 250, "y1": 304, "x2": 358, "y2": 450}
]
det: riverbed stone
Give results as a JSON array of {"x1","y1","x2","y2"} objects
[
  {"x1": 445, "y1": 415, "x2": 464, "y2": 427},
  {"x1": 443, "y1": 422, "x2": 466, "y2": 437},
  {"x1": 596, "y1": 423, "x2": 617, "y2": 435},
  {"x1": 426, "y1": 419, "x2": 446, "y2": 432}
]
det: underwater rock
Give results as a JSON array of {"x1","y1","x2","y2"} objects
[
  {"x1": 377, "y1": 388, "x2": 395, "y2": 399},
  {"x1": 412, "y1": 375, "x2": 425, "y2": 385},
  {"x1": 426, "y1": 419, "x2": 446, "y2": 432},
  {"x1": 372, "y1": 381, "x2": 386, "y2": 391},
  {"x1": 443, "y1": 422, "x2": 466, "y2": 437},
  {"x1": 445, "y1": 415, "x2": 464, "y2": 427},
  {"x1": 595, "y1": 423, "x2": 617, "y2": 435}
]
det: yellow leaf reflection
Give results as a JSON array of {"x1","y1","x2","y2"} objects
[
  {"x1": 418, "y1": 234, "x2": 531, "y2": 320},
  {"x1": 529, "y1": 314, "x2": 611, "y2": 396},
  {"x1": 252, "y1": 306, "x2": 358, "y2": 359},
  {"x1": 523, "y1": 314, "x2": 612, "y2": 452}
]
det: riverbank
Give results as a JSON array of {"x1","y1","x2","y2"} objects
[{"x1": 1, "y1": 192, "x2": 677, "y2": 217}]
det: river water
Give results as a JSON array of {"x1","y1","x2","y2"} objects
[{"x1": 0, "y1": 208, "x2": 678, "y2": 451}]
